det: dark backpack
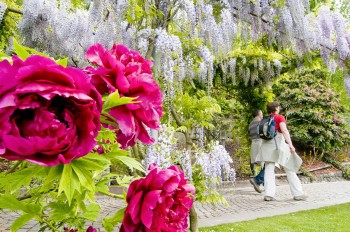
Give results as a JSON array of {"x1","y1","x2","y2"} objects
[{"x1": 258, "y1": 115, "x2": 277, "y2": 140}]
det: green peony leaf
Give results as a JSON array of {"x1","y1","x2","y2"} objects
[
  {"x1": 0, "y1": 166, "x2": 46, "y2": 193},
  {"x1": 10, "y1": 213, "x2": 35, "y2": 232},
  {"x1": 41, "y1": 165, "x2": 63, "y2": 192},
  {"x1": 56, "y1": 57, "x2": 68, "y2": 67},
  {"x1": 80, "y1": 203, "x2": 101, "y2": 221},
  {"x1": 0, "y1": 194, "x2": 26, "y2": 211},
  {"x1": 48, "y1": 201, "x2": 76, "y2": 221},
  {"x1": 106, "y1": 152, "x2": 145, "y2": 173},
  {"x1": 71, "y1": 163, "x2": 95, "y2": 192},
  {"x1": 13, "y1": 38, "x2": 30, "y2": 60},
  {"x1": 102, "y1": 207, "x2": 126, "y2": 232},
  {"x1": 103, "y1": 90, "x2": 139, "y2": 111},
  {"x1": 12, "y1": 38, "x2": 50, "y2": 60},
  {"x1": 0, "y1": 194, "x2": 40, "y2": 213},
  {"x1": 74, "y1": 153, "x2": 110, "y2": 171},
  {"x1": 0, "y1": 51, "x2": 10, "y2": 62},
  {"x1": 58, "y1": 164, "x2": 78, "y2": 205}
]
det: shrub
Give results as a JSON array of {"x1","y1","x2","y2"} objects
[{"x1": 273, "y1": 70, "x2": 350, "y2": 154}]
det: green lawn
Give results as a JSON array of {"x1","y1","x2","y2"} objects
[{"x1": 199, "y1": 202, "x2": 350, "y2": 232}]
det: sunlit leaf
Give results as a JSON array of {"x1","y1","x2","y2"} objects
[
  {"x1": 106, "y1": 152, "x2": 145, "y2": 173},
  {"x1": 10, "y1": 213, "x2": 35, "y2": 232},
  {"x1": 103, "y1": 90, "x2": 139, "y2": 111},
  {"x1": 80, "y1": 203, "x2": 101, "y2": 221},
  {"x1": 56, "y1": 57, "x2": 68, "y2": 67},
  {"x1": 102, "y1": 207, "x2": 126, "y2": 232}
]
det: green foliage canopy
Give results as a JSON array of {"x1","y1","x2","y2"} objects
[{"x1": 273, "y1": 69, "x2": 350, "y2": 153}]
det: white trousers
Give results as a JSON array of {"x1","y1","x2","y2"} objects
[{"x1": 264, "y1": 162, "x2": 304, "y2": 198}]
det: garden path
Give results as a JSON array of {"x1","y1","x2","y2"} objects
[{"x1": 1, "y1": 179, "x2": 350, "y2": 231}]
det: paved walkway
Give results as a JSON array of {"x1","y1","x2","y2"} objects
[
  {"x1": 196, "y1": 180, "x2": 350, "y2": 227},
  {"x1": 1, "y1": 180, "x2": 350, "y2": 231}
]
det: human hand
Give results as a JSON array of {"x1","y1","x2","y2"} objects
[{"x1": 289, "y1": 144, "x2": 295, "y2": 153}]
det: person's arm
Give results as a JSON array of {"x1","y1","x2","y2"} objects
[{"x1": 279, "y1": 122, "x2": 295, "y2": 153}]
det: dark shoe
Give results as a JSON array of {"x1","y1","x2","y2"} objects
[
  {"x1": 249, "y1": 178, "x2": 262, "y2": 193},
  {"x1": 264, "y1": 196, "x2": 276, "y2": 201},
  {"x1": 294, "y1": 195, "x2": 307, "y2": 201}
]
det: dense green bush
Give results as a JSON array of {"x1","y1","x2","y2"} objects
[
  {"x1": 0, "y1": 1, "x2": 22, "y2": 50},
  {"x1": 273, "y1": 69, "x2": 350, "y2": 154}
]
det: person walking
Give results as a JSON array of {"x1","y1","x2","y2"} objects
[
  {"x1": 256, "y1": 102, "x2": 307, "y2": 201},
  {"x1": 248, "y1": 109, "x2": 264, "y2": 193}
]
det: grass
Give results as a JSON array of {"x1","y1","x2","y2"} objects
[{"x1": 199, "y1": 202, "x2": 350, "y2": 232}]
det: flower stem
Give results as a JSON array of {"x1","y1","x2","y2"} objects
[
  {"x1": 6, "y1": 161, "x2": 23, "y2": 174},
  {"x1": 98, "y1": 191, "x2": 124, "y2": 199},
  {"x1": 42, "y1": 219, "x2": 59, "y2": 231}
]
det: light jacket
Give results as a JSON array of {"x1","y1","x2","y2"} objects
[
  {"x1": 250, "y1": 139, "x2": 262, "y2": 164},
  {"x1": 255, "y1": 133, "x2": 302, "y2": 172}
]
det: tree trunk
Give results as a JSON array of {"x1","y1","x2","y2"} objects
[
  {"x1": 189, "y1": 205, "x2": 198, "y2": 232},
  {"x1": 169, "y1": 106, "x2": 198, "y2": 231}
]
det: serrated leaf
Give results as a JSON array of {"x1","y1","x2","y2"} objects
[
  {"x1": 10, "y1": 213, "x2": 35, "y2": 232},
  {"x1": 80, "y1": 203, "x2": 101, "y2": 221},
  {"x1": 23, "y1": 204, "x2": 42, "y2": 215},
  {"x1": 13, "y1": 38, "x2": 30, "y2": 60},
  {"x1": 110, "y1": 155, "x2": 145, "y2": 173},
  {"x1": 56, "y1": 57, "x2": 68, "y2": 67},
  {"x1": 74, "y1": 154, "x2": 110, "y2": 171},
  {"x1": 0, "y1": 166, "x2": 46, "y2": 193},
  {"x1": 13, "y1": 38, "x2": 49, "y2": 59},
  {"x1": 58, "y1": 164, "x2": 77, "y2": 205},
  {"x1": 103, "y1": 90, "x2": 138, "y2": 111},
  {"x1": 0, "y1": 194, "x2": 25, "y2": 210},
  {"x1": 95, "y1": 181, "x2": 110, "y2": 194},
  {"x1": 102, "y1": 207, "x2": 126, "y2": 232},
  {"x1": 104, "y1": 150, "x2": 128, "y2": 159},
  {"x1": 0, "y1": 51, "x2": 10, "y2": 62},
  {"x1": 71, "y1": 163, "x2": 95, "y2": 192},
  {"x1": 115, "y1": 175, "x2": 133, "y2": 188},
  {"x1": 48, "y1": 201, "x2": 75, "y2": 221},
  {"x1": 0, "y1": 194, "x2": 41, "y2": 215},
  {"x1": 41, "y1": 165, "x2": 63, "y2": 192}
]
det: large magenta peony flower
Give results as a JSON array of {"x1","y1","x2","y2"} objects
[
  {"x1": 120, "y1": 164, "x2": 195, "y2": 232},
  {"x1": 0, "y1": 55, "x2": 102, "y2": 166},
  {"x1": 85, "y1": 43, "x2": 163, "y2": 149}
]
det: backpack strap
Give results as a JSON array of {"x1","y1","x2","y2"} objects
[
  {"x1": 273, "y1": 136, "x2": 278, "y2": 150},
  {"x1": 270, "y1": 114, "x2": 279, "y2": 150}
]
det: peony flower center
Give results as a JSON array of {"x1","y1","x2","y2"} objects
[{"x1": 11, "y1": 96, "x2": 76, "y2": 139}]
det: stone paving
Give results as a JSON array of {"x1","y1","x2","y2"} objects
[
  {"x1": 1, "y1": 180, "x2": 350, "y2": 231},
  {"x1": 196, "y1": 180, "x2": 350, "y2": 227}
]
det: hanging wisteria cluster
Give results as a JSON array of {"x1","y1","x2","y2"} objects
[
  {"x1": 143, "y1": 125, "x2": 193, "y2": 180},
  {"x1": 14, "y1": 0, "x2": 350, "y2": 88},
  {"x1": 18, "y1": 0, "x2": 129, "y2": 66},
  {"x1": 143, "y1": 125, "x2": 175, "y2": 171},
  {"x1": 153, "y1": 28, "x2": 184, "y2": 97},
  {"x1": 226, "y1": 55, "x2": 283, "y2": 86},
  {"x1": 143, "y1": 125, "x2": 235, "y2": 184},
  {"x1": 195, "y1": 141, "x2": 236, "y2": 189},
  {"x1": 0, "y1": 1, "x2": 6, "y2": 24},
  {"x1": 344, "y1": 74, "x2": 350, "y2": 97}
]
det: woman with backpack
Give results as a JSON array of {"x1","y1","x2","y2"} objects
[{"x1": 255, "y1": 102, "x2": 307, "y2": 201}]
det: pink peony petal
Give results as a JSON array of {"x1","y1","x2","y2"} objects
[
  {"x1": 85, "y1": 43, "x2": 106, "y2": 66},
  {"x1": 84, "y1": 43, "x2": 162, "y2": 149},
  {"x1": 0, "y1": 55, "x2": 102, "y2": 166},
  {"x1": 141, "y1": 190, "x2": 161, "y2": 229},
  {"x1": 149, "y1": 169, "x2": 177, "y2": 190},
  {"x1": 163, "y1": 175, "x2": 181, "y2": 193},
  {"x1": 126, "y1": 191, "x2": 143, "y2": 224}
]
